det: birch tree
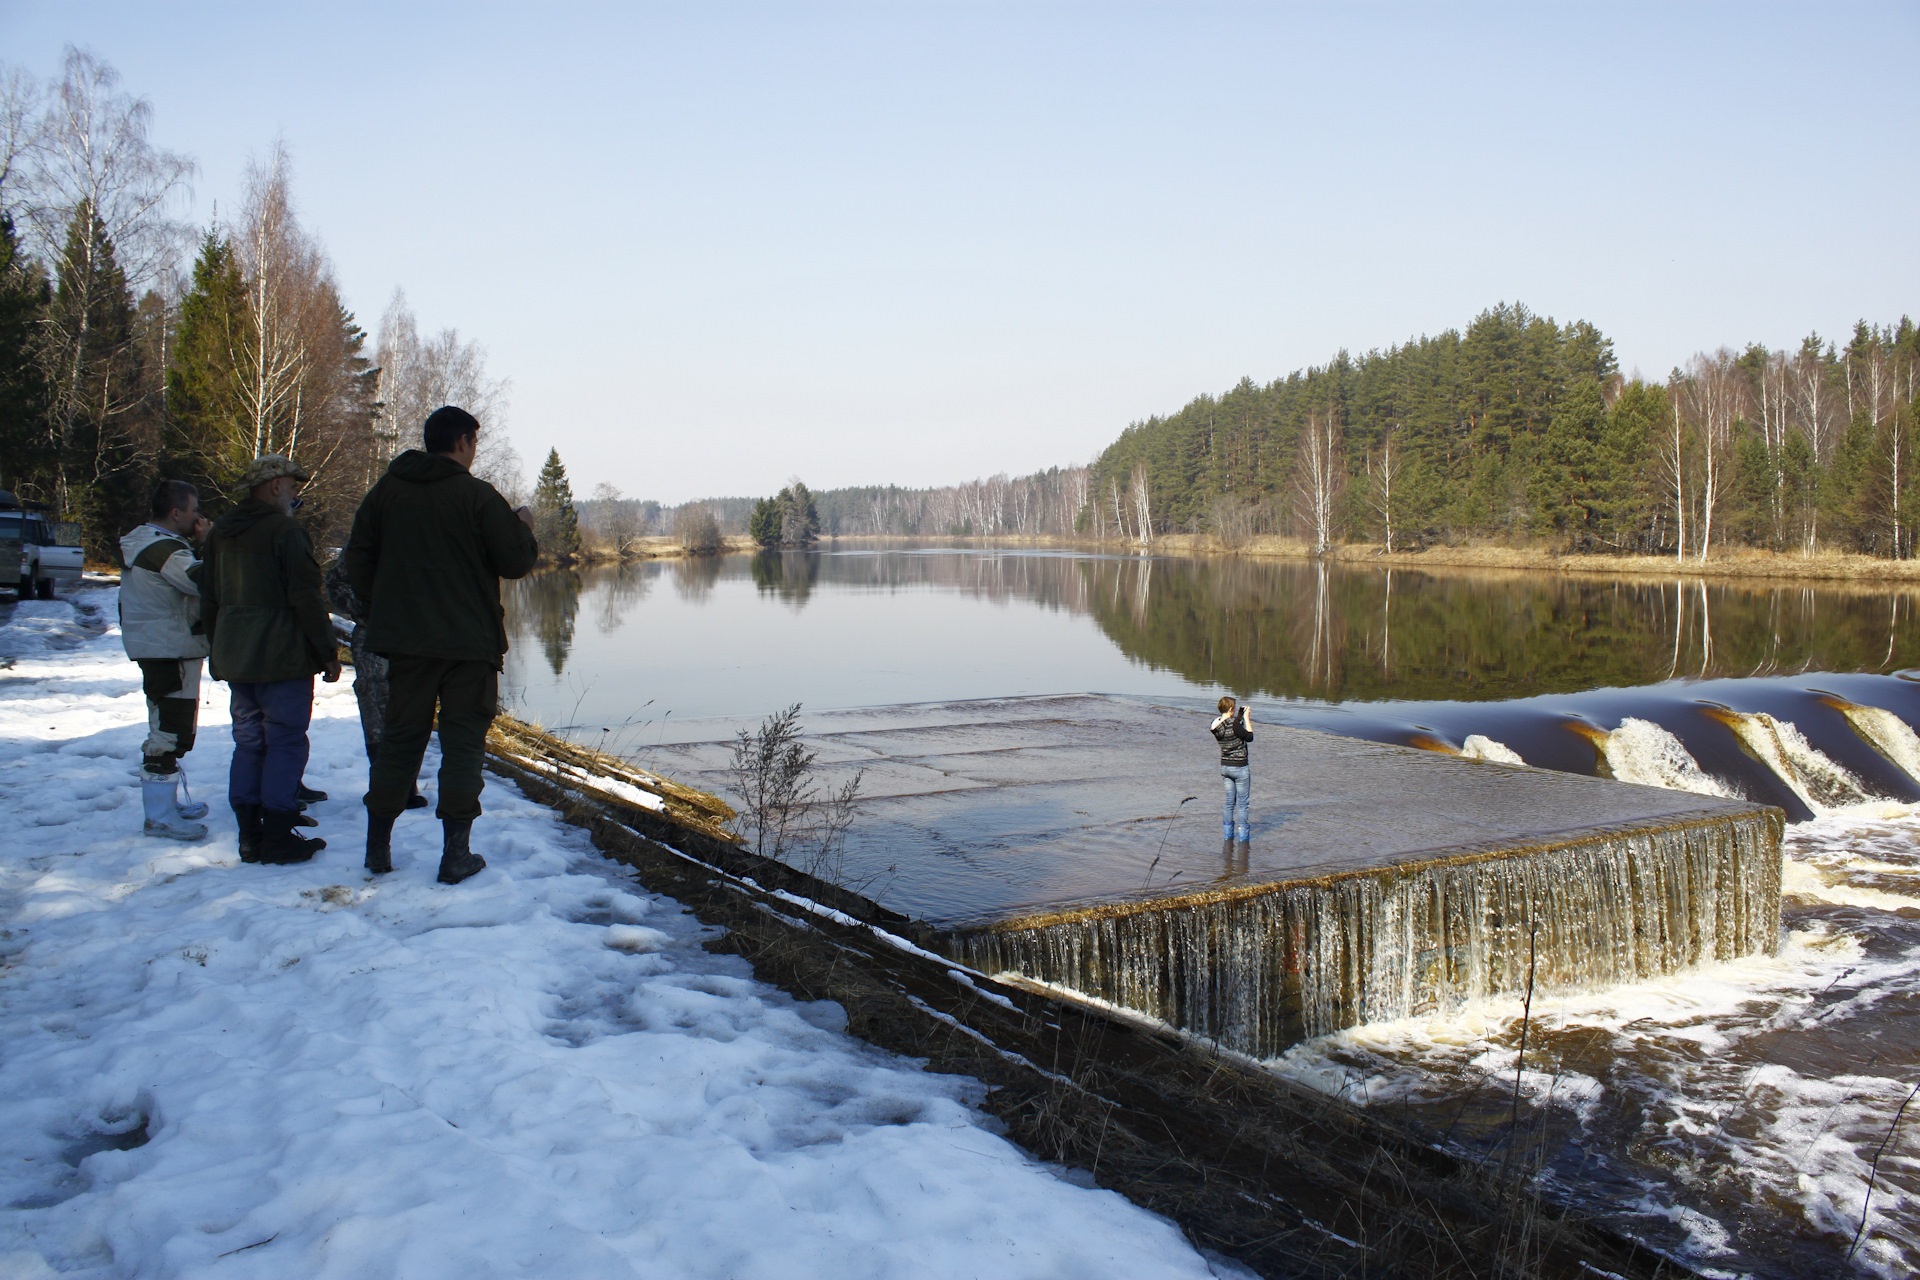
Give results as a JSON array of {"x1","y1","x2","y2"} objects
[
  {"x1": 1365, "y1": 429, "x2": 1408, "y2": 552},
  {"x1": 1293, "y1": 413, "x2": 1340, "y2": 553},
  {"x1": 1677, "y1": 350, "x2": 1742, "y2": 561},
  {"x1": 18, "y1": 48, "x2": 193, "y2": 511},
  {"x1": 1128, "y1": 461, "x2": 1152, "y2": 545},
  {"x1": 1656, "y1": 398, "x2": 1686, "y2": 561},
  {"x1": 373, "y1": 288, "x2": 520, "y2": 499},
  {"x1": 233, "y1": 143, "x2": 322, "y2": 461}
]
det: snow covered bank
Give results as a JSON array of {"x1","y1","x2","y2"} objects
[{"x1": 0, "y1": 589, "x2": 1229, "y2": 1279}]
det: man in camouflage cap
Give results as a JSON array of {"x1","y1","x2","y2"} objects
[{"x1": 200, "y1": 453, "x2": 341, "y2": 865}]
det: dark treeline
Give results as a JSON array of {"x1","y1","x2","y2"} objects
[
  {"x1": 1089, "y1": 303, "x2": 1920, "y2": 559},
  {"x1": 580, "y1": 472, "x2": 1096, "y2": 548},
  {"x1": 0, "y1": 50, "x2": 513, "y2": 558}
]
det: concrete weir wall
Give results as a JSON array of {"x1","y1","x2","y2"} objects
[
  {"x1": 944, "y1": 806, "x2": 1783, "y2": 1059},
  {"x1": 634, "y1": 694, "x2": 1787, "y2": 1063}
]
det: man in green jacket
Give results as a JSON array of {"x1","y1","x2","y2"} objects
[
  {"x1": 344, "y1": 406, "x2": 539, "y2": 884},
  {"x1": 200, "y1": 454, "x2": 342, "y2": 865}
]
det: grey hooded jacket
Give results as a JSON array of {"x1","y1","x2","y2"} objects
[{"x1": 118, "y1": 523, "x2": 209, "y2": 661}]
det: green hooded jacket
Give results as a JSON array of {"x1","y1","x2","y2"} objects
[
  {"x1": 343, "y1": 450, "x2": 539, "y2": 666},
  {"x1": 199, "y1": 499, "x2": 336, "y2": 684}
]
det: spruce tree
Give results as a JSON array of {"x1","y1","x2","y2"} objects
[
  {"x1": 533, "y1": 447, "x2": 581, "y2": 560},
  {"x1": 0, "y1": 212, "x2": 52, "y2": 499},
  {"x1": 166, "y1": 231, "x2": 252, "y2": 499},
  {"x1": 749, "y1": 496, "x2": 781, "y2": 546},
  {"x1": 780, "y1": 479, "x2": 819, "y2": 545},
  {"x1": 50, "y1": 204, "x2": 148, "y2": 554}
]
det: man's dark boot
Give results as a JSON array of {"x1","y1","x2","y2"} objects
[
  {"x1": 436, "y1": 819, "x2": 485, "y2": 885},
  {"x1": 260, "y1": 807, "x2": 325, "y2": 865},
  {"x1": 365, "y1": 811, "x2": 398, "y2": 875},
  {"x1": 297, "y1": 782, "x2": 328, "y2": 804},
  {"x1": 233, "y1": 802, "x2": 264, "y2": 863},
  {"x1": 405, "y1": 789, "x2": 429, "y2": 810}
]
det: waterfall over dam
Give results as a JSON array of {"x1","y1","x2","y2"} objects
[{"x1": 639, "y1": 693, "x2": 1786, "y2": 1058}]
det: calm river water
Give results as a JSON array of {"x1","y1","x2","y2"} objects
[{"x1": 503, "y1": 546, "x2": 1920, "y2": 1278}]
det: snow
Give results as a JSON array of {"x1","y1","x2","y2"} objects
[{"x1": 0, "y1": 588, "x2": 1226, "y2": 1279}]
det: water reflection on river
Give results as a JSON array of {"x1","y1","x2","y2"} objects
[{"x1": 503, "y1": 546, "x2": 1920, "y2": 730}]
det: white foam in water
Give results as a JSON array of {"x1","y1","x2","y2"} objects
[
  {"x1": 1267, "y1": 808, "x2": 1920, "y2": 1278},
  {"x1": 1724, "y1": 711, "x2": 1878, "y2": 815},
  {"x1": 1836, "y1": 701, "x2": 1920, "y2": 785},
  {"x1": 1460, "y1": 734, "x2": 1524, "y2": 764},
  {"x1": 1601, "y1": 717, "x2": 1734, "y2": 798}
]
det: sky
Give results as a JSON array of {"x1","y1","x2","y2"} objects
[{"x1": 3, "y1": 2, "x2": 1916, "y2": 503}]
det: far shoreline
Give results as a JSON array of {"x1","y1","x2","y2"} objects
[{"x1": 487, "y1": 533, "x2": 1920, "y2": 588}]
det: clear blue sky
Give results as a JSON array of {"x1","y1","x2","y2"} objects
[{"x1": 4, "y1": 2, "x2": 1915, "y2": 502}]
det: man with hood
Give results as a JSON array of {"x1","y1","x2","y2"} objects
[
  {"x1": 119, "y1": 479, "x2": 213, "y2": 840},
  {"x1": 344, "y1": 405, "x2": 539, "y2": 884},
  {"x1": 200, "y1": 454, "x2": 341, "y2": 865}
]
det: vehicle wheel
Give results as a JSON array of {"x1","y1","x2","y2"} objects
[{"x1": 36, "y1": 577, "x2": 55, "y2": 600}]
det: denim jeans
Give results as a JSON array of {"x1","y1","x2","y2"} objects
[
  {"x1": 1220, "y1": 764, "x2": 1250, "y2": 841},
  {"x1": 229, "y1": 677, "x2": 314, "y2": 813}
]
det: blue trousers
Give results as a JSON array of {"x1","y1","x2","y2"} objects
[
  {"x1": 229, "y1": 677, "x2": 313, "y2": 813},
  {"x1": 1221, "y1": 764, "x2": 1250, "y2": 841}
]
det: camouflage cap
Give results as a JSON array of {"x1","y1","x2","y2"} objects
[{"x1": 239, "y1": 454, "x2": 311, "y2": 490}]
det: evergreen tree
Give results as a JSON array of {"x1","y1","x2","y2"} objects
[
  {"x1": 166, "y1": 230, "x2": 252, "y2": 500},
  {"x1": 532, "y1": 447, "x2": 581, "y2": 559},
  {"x1": 49, "y1": 204, "x2": 150, "y2": 555},
  {"x1": 0, "y1": 212, "x2": 53, "y2": 499},
  {"x1": 749, "y1": 496, "x2": 781, "y2": 546},
  {"x1": 779, "y1": 479, "x2": 819, "y2": 545},
  {"x1": 1528, "y1": 377, "x2": 1607, "y2": 546}
]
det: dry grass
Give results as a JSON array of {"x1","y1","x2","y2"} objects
[
  {"x1": 827, "y1": 532, "x2": 1920, "y2": 585},
  {"x1": 572, "y1": 534, "x2": 759, "y2": 564},
  {"x1": 486, "y1": 713, "x2": 736, "y2": 840}
]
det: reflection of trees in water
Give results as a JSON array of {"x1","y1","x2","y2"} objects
[
  {"x1": 750, "y1": 550, "x2": 821, "y2": 609},
  {"x1": 513, "y1": 549, "x2": 1920, "y2": 703},
  {"x1": 596, "y1": 562, "x2": 652, "y2": 635},
  {"x1": 1080, "y1": 558, "x2": 1920, "y2": 701},
  {"x1": 671, "y1": 554, "x2": 724, "y2": 602},
  {"x1": 503, "y1": 569, "x2": 582, "y2": 676}
]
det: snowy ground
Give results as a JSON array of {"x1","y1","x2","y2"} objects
[{"x1": 0, "y1": 588, "x2": 1233, "y2": 1280}]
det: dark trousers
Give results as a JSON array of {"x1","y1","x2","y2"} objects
[
  {"x1": 138, "y1": 658, "x2": 201, "y2": 774},
  {"x1": 229, "y1": 677, "x2": 314, "y2": 812},
  {"x1": 366, "y1": 656, "x2": 497, "y2": 821}
]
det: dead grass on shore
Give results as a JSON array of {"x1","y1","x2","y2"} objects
[{"x1": 822, "y1": 532, "x2": 1920, "y2": 586}]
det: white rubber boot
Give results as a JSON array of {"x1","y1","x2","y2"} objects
[
  {"x1": 142, "y1": 773, "x2": 209, "y2": 841},
  {"x1": 174, "y1": 767, "x2": 209, "y2": 820}
]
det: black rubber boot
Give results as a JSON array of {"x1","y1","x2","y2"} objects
[
  {"x1": 405, "y1": 789, "x2": 429, "y2": 810},
  {"x1": 295, "y1": 811, "x2": 319, "y2": 828},
  {"x1": 365, "y1": 811, "x2": 398, "y2": 875},
  {"x1": 436, "y1": 819, "x2": 485, "y2": 885},
  {"x1": 260, "y1": 807, "x2": 325, "y2": 864},
  {"x1": 233, "y1": 803, "x2": 264, "y2": 863},
  {"x1": 297, "y1": 782, "x2": 328, "y2": 804}
]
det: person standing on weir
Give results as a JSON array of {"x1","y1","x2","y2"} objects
[
  {"x1": 344, "y1": 405, "x2": 539, "y2": 884},
  {"x1": 1212, "y1": 696, "x2": 1253, "y2": 843}
]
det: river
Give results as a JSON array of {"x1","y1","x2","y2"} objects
[{"x1": 503, "y1": 546, "x2": 1920, "y2": 1278}]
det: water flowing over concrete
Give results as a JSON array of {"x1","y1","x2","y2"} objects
[{"x1": 643, "y1": 694, "x2": 1783, "y2": 1058}]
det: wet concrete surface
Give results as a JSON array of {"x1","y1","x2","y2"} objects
[{"x1": 634, "y1": 694, "x2": 1775, "y2": 930}]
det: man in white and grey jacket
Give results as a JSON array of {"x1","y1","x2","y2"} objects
[{"x1": 119, "y1": 479, "x2": 213, "y2": 840}]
